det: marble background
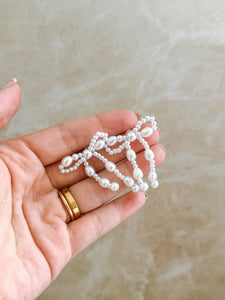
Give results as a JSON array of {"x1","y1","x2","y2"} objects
[{"x1": 1, "y1": 0, "x2": 225, "y2": 299}]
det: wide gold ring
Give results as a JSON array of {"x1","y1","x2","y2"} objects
[{"x1": 58, "y1": 187, "x2": 81, "y2": 221}]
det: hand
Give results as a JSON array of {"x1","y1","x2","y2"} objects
[{"x1": 0, "y1": 81, "x2": 166, "y2": 300}]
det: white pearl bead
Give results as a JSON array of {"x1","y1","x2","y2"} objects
[
  {"x1": 141, "y1": 127, "x2": 153, "y2": 137},
  {"x1": 83, "y1": 149, "x2": 92, "y2": 159},
  {"x1": 61, "y1": 156, "x2": 73, "y2": 167},
  {"x1": 148, "y1": 171, "x2": 157, "y2": 182},
  {"x1": 85, "y1": 166, "x2": 95, "y2": 177},
  {"x1": 99, "y1": 178, "x2": 110, "y2": 188},
  {"x1": 151, "y1": 180, "x2": 159, "y2": 189},
  {"x1": 140, "y1": 182, "x2": 149, "y2": 192},
  {"x1": 105, "y1": 161, "x2": 116, "y2": 172},
  {"x1": 124, "y1": 176, "x2": 134, "y2": 187},
  {"x1": 133, "y1": 167, "x2": 143, "y2": 180},
  {"x1": 110, "y1": 182, "x2": 119, "y2": 191},
  {"x1": 131, "y1": 184, "x2": 140, "y2": 192},
  {"x1": 145, "y1": 149, "x2": 155, "y2": 161},
  {"x1": 126, "y1": 130, "x2": 136, "y2": 142},
  {"x1": 72, "y1": 153, "x2": 78, "y2": 161},
  {"x1": 59, "y1": 165, "x2": 63, "y2": 170},
  {"x1": 95, "y1": 139, "x2": 105, "y2": 150},
  {"x1": 126, "y1": 149, "x2": 136, "y2": 161},
  {"x1": 107, "y1": 136, "x2": 117, "y2": 146},
  {"x1": 117, "y1": 135, "x2": 123, "y2": 142}
]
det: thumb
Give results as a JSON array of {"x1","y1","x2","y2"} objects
[{"x1": 0, "y1": 78, "x2": 21, "y2": 129}]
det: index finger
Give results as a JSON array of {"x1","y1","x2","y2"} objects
[{"x1": 19, "y1": 110, "x2": 138, "y2": 166}]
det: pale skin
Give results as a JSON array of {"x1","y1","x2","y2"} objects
[{"x1": 0, "y1": 81, "x2": 166, "y2": 300}]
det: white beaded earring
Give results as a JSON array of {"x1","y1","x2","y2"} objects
[{"x1": 59, "y1": 115, "x2": 159, "y2": 193}]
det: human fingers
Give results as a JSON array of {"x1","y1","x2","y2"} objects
[
  {"x1": 0, "y1": 79, "x2": 21, "y2": 130},
  {"x1": 57, "y1": 144, "x2": 165, "y2": 223},
  {"x1": 67, "y1": 144, "x2": 165, "y2": 216},
  {"x1": 46, "y1": 127, "x2": 160, "y2": 188},
  {"x1": 20, "y1": 110, "x2": 138, "y2": 166},
  {"x1": 67, "y1": 191, "x2": 146, "y2": 256}
]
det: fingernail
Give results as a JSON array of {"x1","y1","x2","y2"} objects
[
  {"x1": 135, "y1": 112, "x2": 142, "y2": 120},
  {"x1": 159, "y1": 144, "x2": 167, "y2": 155},
  {"x1": 2, "y1": 78, "x2": 18, "y2": 89}
]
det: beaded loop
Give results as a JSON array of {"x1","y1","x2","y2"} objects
[{"x1": 59, "y1": 115, "x2": 159, "y2": 193}]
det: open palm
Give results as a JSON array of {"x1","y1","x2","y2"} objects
[{"x1": 0, "y1": 82, "x2": 165, "y2": 300}]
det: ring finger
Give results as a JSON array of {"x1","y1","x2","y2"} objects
[{"x1": 61, "y1": 144, "x2": 166, "y2": 223}]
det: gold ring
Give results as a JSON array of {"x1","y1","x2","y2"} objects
[
  {"x1": 61, "y1": 187, "x2": 81, "y2": 220},
  {"x1": 58, "y1": 190, "x2": 75, "y2": 221}
]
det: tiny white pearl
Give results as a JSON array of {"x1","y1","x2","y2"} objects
[
  {"x1": 72, "y1": 154, "x2": 78, "y2": 161},
  {"x1": 136, "y1": 132, "x2": 141, "y2": 138},
  {"x1": 145, "y1": 149, "x2": 155, "y2": 161},
  {"x1": 107, "y1": 136, "x2": 117, "y2": 146},
  {"x1": 126, "y1": 130, "x2": 136, "y2": 142},
  {"x1": 99, "y1": 178, "x2": 110, "y2": 188},
  {"x1": 126, "y1": 149, "x2": 136, "y2": 161},
  {"x1": 95, "y1": 139, "x2": 105, "y2": 150},
  {"x1": 124, "y1": 176, "x2": 134, "y2": 187},
  {"x1": 141, "y1": 127, "x2": 153, "y2": 137},
  {"x1": 59, "y1": 165, "x2": 63, "y2": 170},
  {"x1": 61, "y1": 156, "x2": 73, "y2": 168},
  {"x1": 140, "y1": 182, "x2": 149, "y2": 192},
  {"x1": 117, "y1": 135, "x2": 123, "y2": 142},
  {"x1": 83, "y1": 149, "x2": 92, "y2": 159},
  {"x1": 85, "y1": 166, "x2": 95, "y2": 177},
  {"x1": 133, "y1": 168, "x2": 143, "y2": 180},
  {"x1": 110, "y1": 182, "x2": 119, "y2": 191},
  {"x1": 151, "y1": 180, "x2": 159, "y2": 189},
  {"x1": 148, "y1": 171, "x2": 157, "y2": 182},
  {"x1": 105, "y1": 161, "x2": 116, "y2": 172},
  {"x1": 131, "y1": 184, "x2": 140, "y2": 192},
  {"x1": 145, "y1": 116, "x2": 150, "y2": 121}
]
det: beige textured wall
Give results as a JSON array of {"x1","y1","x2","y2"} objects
[{"x1": 1, "y1": 1, "x2": 225, "y2": 299}]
